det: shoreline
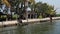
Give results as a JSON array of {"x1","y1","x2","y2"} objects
[{"x1": 0, "y1": 17, "x2": 60, "y2": 27}]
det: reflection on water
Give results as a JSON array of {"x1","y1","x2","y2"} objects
[{"x1": 0, "y1": 20, "x2": 60, "y2": 34}]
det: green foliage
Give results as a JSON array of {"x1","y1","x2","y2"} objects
[
  {"x1": 29, "y1": 0, "x2": 35, "y2": 4},
  {"x1": 56, "y1": 14, "x2": 60, "y2": 17},
  {"x1": 0, "y1": 0, "x2": 56, "y2": 20},
  {"x1": 0, "y1": 15, "x2": 7, "y2": 19},
  {"x1": 34, "y1": 2, "x2": 56, "y2": 18},
  {"x1": 0, "y1": 14, "x2": 19, "y2": 20},
  {"x1": 0, "y1": 0, "x2": 1, "y2": 4},
  {"x1": 12, "y1": 14, "x2": 19, "y2": 19},
  {"x1": 8, "y1": 0, "x2": 20, "y2": 7},
  {"x1": 38, "y1": 15, "x2": 42, "y2": 19}
]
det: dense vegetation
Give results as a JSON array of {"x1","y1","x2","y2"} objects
[
  {"x1": 56, "y1": 14, "x2": 60, "y2": 17},
  {"x1": 0, "y1": 0, "x2": 56, "y2": 21},
  {"x1": 35, "y1": 2, "x2": 56, "y2": 18}
]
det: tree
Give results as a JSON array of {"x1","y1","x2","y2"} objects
[
  {"x1": 35, "y1": 2, "x2": 56, "y2": 18},
  {"x1": 0, "y1": 0, "x2": 1, "y2": 5},
  {"x1": 0, "y1": 0, "x2": 2, "y2": 8},
  {"x1": 34, "y1": 2, "x2": 56, "y2": 22},
  {"x1": 29, "y1": 0, "x2": 35, "y2": 4}
]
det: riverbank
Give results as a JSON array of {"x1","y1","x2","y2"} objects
[{"x1": 0, "y1": 17, "x2": 60, "y2": 27}]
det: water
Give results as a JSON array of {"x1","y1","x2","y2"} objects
[{"x1": 0, "y1": 20, "x2": 60, "y2": 34}]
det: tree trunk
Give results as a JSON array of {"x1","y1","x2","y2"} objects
[{"x1": 49, "y1": 15, "x2": 52, "y2": 22}]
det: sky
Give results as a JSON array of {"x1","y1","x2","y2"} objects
[{"x1": 35, "y1": 0, "x2": 60, "y2": 14}]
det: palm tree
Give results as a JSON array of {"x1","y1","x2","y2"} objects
[{"x1": 29, "y1": 0, "x2": 35, "y2": 4}]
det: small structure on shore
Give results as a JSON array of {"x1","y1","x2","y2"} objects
[{"x1": 18, "y1": 0, "x2": 37, "y2": 23}]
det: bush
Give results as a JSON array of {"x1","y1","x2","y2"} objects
[
  {"x1": 1, "y1": 15, "x2": 7, "y2": 18},
  {"x1": 0, "y1": 15, "x2": 7, "y2": 21},
  {"x1": 38, "y1": 15, "x2": 42, "y2": 19},
  {"x1": 56, "y1": 14, "x2": 60, "y2": 17},
  {"x1": 12, "y1": 14, "x2": 19, "y2": 20}
]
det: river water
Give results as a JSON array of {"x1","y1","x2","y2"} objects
[{"x1": 0, "y1": 20, "x2": 60, "y2": 34}]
